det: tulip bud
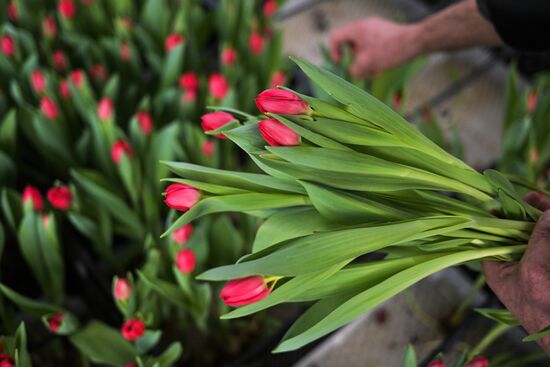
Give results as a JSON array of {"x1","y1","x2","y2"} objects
[
  {"x1": 179, "y1": 72, "x2": 198, "y2": 91},
  {"x1": 42, "y1": 16, "x2": 57, "y2": 38},
  {"x1": 136, "y1": 112, "x2": 153, "y2": 134},
  {"x1": 111, "y1": 140, "x2": 133, "y2": 164},
  {"x1": 82, "y1": 0, "x2": 93, "y2": 5},
  {"x1": 249, "y1": 32, "x2": 264, "y2": 55},
  {"x1": 428, "y1": 360, "x2": 446, "y2": 367},
  {"x1": 47, "y1": 312, "x2": 64, "y2": 332},
  {"x1": 40, "y1": 97, "x2": 59, "y2": 120},
  {"x1": 465, "y1": 356, "x2": 488, "y2": 367},
  {"x1": 530, "y1": 148, "x2": 539, "y2": 163},
  {"x1": 119, "y1": 42, "x2": 131, "y2": 62},
  {"x1": 208, "y1": 73, "x2": 229, "y2": 100},
  {"x1": 393, "y1": 91, "x2": 402, "y2": 110},
  {"x1": 221, "y1": 47, "x2": 237, "y2": 66},
  {"x1": 70, "y1": 70, "x2": 84, "y2": 89},
  {"x1": 1, "y1": 35, "x2": 15, "y2": 57},
  {"x1": 165, "y1": 33, "x2": 184, "y2": 52},
  {"x1": 59, "y1": 80, "x2": 70, "y2": 99},
  {"x1": 527, "y1": 90, "x2": 537, "y2": 113},
  {"x1": 121, "y1": 319, "x2": 145, "y2": 341},
  {"x1": 172, "y1": 224, "x2": 193, "y2": 244},
  {"x1": 123, "y1": 363, "x2": 137, "y2": 367},
  {"x1": 164, "y1": 184, "x2": 200, "y2": 211},
  {"x1": 263, "y1": 0, "x2": 277, "y2": 18},
  {"x1": 114, "y1": 278, "x2": 131, "y2": 301},
  {"x1": 270, "y1": 71, "x2": 286, "y2": 89},
  {"x1": 182, "y1": 89, "x2": 197, "y2": 104},
  {"x1": 8, "y1": 2, "x2": 17, "y2": 21},
  {"x1": 98, "y1": 98, "x2": 113, "y2": 122},
  {"x1": 22, "y1": 185, "x2": 44, "y2": 211},
  {"x1": 42, "y1": 214, "x2": 51, "y2": 229},
  {"x1": 47, "y1": 186, "x2": 72, "y2": 210},
  {"x1": 58, "y1": 0, "x2": 76, "y2": 19},
  {"x1": 202, "y1": 140, "x2": 215, "y2": 157},
  {"x1": 31, "y1": 71, "x2": 46, "y2": 94},
  {"x1": 255, "y1": 89, "x2": 310, "y2": 115},
  {"x1": 221, "y1": 276, "x2": 271, "y2": 307},
  {"x1": 53, "y1": 50, "x2": 66, "y2": 71},
  {"x1": 175, "y1": 248, "x2": 196, "y2": 273},
  {"x1": 0, "y1": 353, "x2": 14, "y2": 367},
  {"x1": 91, "y1": 64, "x2": 107, "y2": 82},
  {"x1": 258, "y1": 118, "x2": 300, "y2": 146},
  {"x1": 200, "y1": 111, "x2": 236, "y2": 139}
]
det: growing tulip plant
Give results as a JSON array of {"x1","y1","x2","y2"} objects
[
  {"x1": 0, "y1": 0, "x2": 288, "y2": 365},
  {"x1": 163, "y1": 57, "x2": 547, "y2": 353}
]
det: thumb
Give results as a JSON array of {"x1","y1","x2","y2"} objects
[
  {"x1": 521, "y1": 209, "x2": 550, "y2": 269},
  {"x1": 350, "y1": 54, "x2": 370, "y2": 78}
]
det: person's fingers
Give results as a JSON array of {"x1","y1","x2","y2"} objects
[
  {"x1": 482, "y1": 260, "x2": 518, "y2": 305},
  {"x1": 330, "y1": 27, "x2": 352, "y2": 62},
  {"x1": 520, "y1": 209, "x2": 550, "y2": 269},
  {"x1": 350, "y1": 53, "x2": 370, "y2": 78},
  {"x1": 524, "y1": 191, "x2": 550, "y2": 211}
]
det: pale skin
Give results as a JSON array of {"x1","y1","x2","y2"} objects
[{"x1": 330, "y1": 0, "x2": 550, "y2": 355}]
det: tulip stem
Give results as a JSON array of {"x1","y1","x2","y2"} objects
[{"x1": 468, "y1": 322, "x2": 510, "y2": 359}]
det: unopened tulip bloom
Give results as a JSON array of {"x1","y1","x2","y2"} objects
[
  {"x1": 182, "y1": 89, "x2": 196, "y2": 103},
  {"x1": 58, "y1": 0, "x2": 76, "y2": 19},
  {"x1": 42, "y1": 16, "x2": 57, "y2": 38},
  {"x1": 393, "y1": 91, "x2": 403, "y2": 110},
  {"x1": 164, "y1": 184, "x2": 200, "y2": 211},
  {"x1": 70, "y1": 70, "x2": 84, "y2": 89},
  {"x1": 114, "y1": 278, "x2": 131, "y2": 301},
  {"x1": 120, "y1": 42, "x2": 131, "y2": 61},
  {"x1": 172, "y1": 224, "x2": 193, "y2": 244},
  {"x1": 179, "y1": 72, "x2": 198, "y2": 91},
  {"x1": 23, "y1": 185, "x2": 43, "y2": 211},
  {"x1": 428, "y1": 360, "x2": 446, "y2": 367},
  {"x1": 31, "y1": 71, "x2": 46, "y2": 93},
  {"x1": 175, "y1": 248, "x2": 196, "y2": 273},
  {"x1": 40, "y1": 97, "x2": 59, "y2": 120},
  {"x1": 249, "y1": 32, "x2": 264, "y2": 55},
  {"x1": 263, "y1": 0, "x2": 277, "y2": 17},
  {"x1": 221, "y1": 276, "x2": 271, "y2": 307},
  {"x1": 59, "y1": 80, "x2": 70, "y2": 99},
  {"x1": 270, "y1": 71, "x2": 286, "y2": 88},
  {"x1": 255, "y1": 89, "x2": 310, "y2": 115},
  {"x1": 202, "y1": 140, "x2": 215, "y2": 157},
  {"x1": 221, "y1": 47, "x2": 237, "y2": 66},
  {"x1": 136, "y1": 112, "x2": 153, "y2": 134},
  {"x1": 200, "y1": 111, "x2": 236, "y2": 139},
  {"x1": 98, "y1": 98, "x2": 113, "y2": 122},
  {"x1": 111, "y1": 140, "x2": 133, "y2": 164},
  {"x1": 91, "y1": 64, "x2": 107, "y2": 82},
  {"x1": 527, "y1": 90, "x2": 537, "y2": 113},
  {"x1": 8, "y1": 2, "x2": 17, "y2": 21},
  {"x1": 0, "y1": 353, "x2": 14, "y2": 367},
  {"x1": 165, "y1": 33, "x2": 184, "y2": 52},
  {"x1": 258, "y1": 118, "x2": 300, "y2": 146},
  {"x1": 121, "y1": 319, "x2": 144, "y2": 341},
  {"x1": 48, "y1": 312, "x2": 63, "y2": 332},
  {"x1": 47, "y1": 186, "x2": 72, "y2": 210},
  {"x1": 1, "y1": 35, "x2": 15, "y2": 57},
  {"x1": 208, "y1": 73, "x2": 229, "y2": 100},
  {"x1": 465, "y1": 356, "x2": 488, "y2": 367},
  {"x1": 123, "y1": 363, "x2": 137, "y2": 367},
  {"x1": 53, "y1": 50, "x2": 66, "y2": 71}
]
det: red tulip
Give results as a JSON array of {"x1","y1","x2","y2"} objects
[
  {"x1": 53, "y1": 50, "x2": 66, "y2": 71},
  {"x1": 91, "y1": 64, "x2": 107, "y2": 82},
  {"x1": 221, "y1": 47, "x2": 237, "y2": 66},
  {"x1": 31, "y1": 71, "x2": 46, "y2": 93},
  {"x1": 172, "y1": 224, "x2": 193, "y2": 244},
  {"x1": 58, "y1": 0, "x2": 76, "y2": 19},
  {"x1": 98, "y1": 98, "x2": 113, "y2": 122},
  {"x1": 42, "y1": 214, "x2": 51, "y2": 229},
  {"x1": 263, "y1": 0, "x2": 277, "y2": 17},
  {"x1": 47, "y1": 312, "x2": 64, "y2": 332},
  {"x1": 119, "y1": 42, "x2": 131, "y2": 61},
  {"x1": 258, "y1": 118, "x2": 300, "y2": 146},
  {"x1": 200, "y1": 111, "x2": 235, "y2": 139},
  {"x1": 8, "y1": 2, "x2": 17, "y2": 21},
  {"x1": 0, "y1": 353, "x2": 14, "y2": 367},
  {"x1": 270, "y1": 71, "x2": 286, "y2": 89},
  {"x1": 179, "y1": 72, "x2": 198, "y2": 91},
  {"x1": 136, "y1": 112, "x2": 153, "y2": 134},
  {"x1": 165, "y1": 33, "x2": 184, "y2": 52},
  {"x1": 527, "y1": 90, "x2": 537, "y2": 113},
  {"x1": 221, "y1": 276, "x2": 270, "y2": 307},
  {"x1": 47, "y1": 186, "x2": 72, "y2": 210},
  {"x1": 121, "y1": 319, "x2": 145, "y2": 341},
  {"x1": 22, "y1": 185, "x2": 43, "y2": 211},
  {"x1": 59, "y1": 80, "x2": 70, "y2": 99},
  {"x1": 70, "y1": 70, "x2": 84, "y2": 89},
  {"x1": 255, "y1": 89, "x2": 310, "y2": 115},
  {"x1": 82, "y1": 0, "x2": 93, "y2": 5},
  {"x1": 42, "y1": 16, "x2": 57, "y2": 38},
  {"x1": 182, "y1": 89, "x2": 197, "y2": 104},
  {"x1": 111, "y1": 140, "x2": 133, "y2": 164},
  {"x1": 175, "y1": 248, "x2": 196, "y2": 273},
  {"x1": 1, "y1": 35, "x2": 15, "y2": 57},
  {"x1": 123, "y1": 363, "x2": 137, "y2": 367},
  {"x1": 249, "y1": 32, "x2": 264, "y2": 55},
  {"x1": 40, "y1": 97, "x2": 59, "y2": 120},
  {"x1": 428, "y1": 360, "x2": 446, "y2": 367},
  {"x1": 465, "y1": 356, "x2": 488, "y2": 367},
  {"x1": 393, "y1": 91, "x2": 402, "y2": 110},
  {"x1": 164, "y1": 184, "x2": 200, "y2": 211},
  {"x1": 208, "y1": 73, "x2": 229, "y2": 100},
  {"x1": 530, "y1": 148, "x2": 539, "y2": 163},
  {"x1": 114, "y1": 278, "x2": 131, "y2": 301},
  {"x1": 202, "y1": 140, "x2": 215, "y2": 157}
]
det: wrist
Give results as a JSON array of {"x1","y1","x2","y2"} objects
[{"x1": 403, "y1": 23, "x2": 426, "y2": 59}]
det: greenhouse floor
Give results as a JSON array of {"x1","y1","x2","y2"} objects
[{"x1": 277, "y1": 0, "x2": 544, "y2": 366}]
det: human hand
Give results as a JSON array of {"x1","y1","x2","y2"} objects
[
  {"x1": 483, "y1": 192, "x2": 550, "y2": 355},
  {"x1": 329, "y1": 17, "x2": 420, "y2": 78}
]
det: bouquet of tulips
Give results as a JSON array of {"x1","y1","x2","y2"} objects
[{"x1": 162, "y1": 57, "x2": 541, "y2": 352}]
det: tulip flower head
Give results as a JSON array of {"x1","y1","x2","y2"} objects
[
  {"x1": 428, "y1": 360, "x2": 446, "y2": 367},
  {"x1": 221, "y1": 276, "x2": 271, "y2": 307},
  {"x1": 175, "y1": 248, "x2": 196, "y2": 274},
  {"x1": 136, "y1": 112, "x2": 153, "y2": 134},
  {"x1": 164, "y1": 184, "x2": 200, "y2": 211},
  {"x1": 527, "y1": 90, "x2": 537, "y2": 113},
  {"x1": 58, "y1": 0, "x2": 76, "y2": 19},
  {"x1": 270, "y1": 71, "x2": 286, "y2": 88},
  {"x1": 114, "y1": 278, "x2": 132, "y2": 301},
  {"x1": 258, "y1": 118, "x2": 300, "y2": 146},
  {"x1": 179, "y1": 72, "x2": 198, "y2": 91},
  {"x1": 165, "y1": 33, "x2": 184, "y2": 52},
  {"x1": 111, "y1": 140, "x2": 133, "y2": 164},
  {"x1": 42, "y1": 16, "x2": 57, "y2": 38},
  {"x1": 53, "y1": 50, "x2": 66, "y2": 71},
  {"x1": 0, "y1": 353, "x2": 14, "y2": 367},
  {"x1": 465, "y1": 356, "x2": 488, "y2": 367},
  {"x1": 70, "y1": 70, "x2": 84, "y2": 89},
  {"x1": 31, "y1": 71, "x2": 46, "y2": 94},
  {"x1": 8, "y1": 2, "x2": 17, "y2": 21},
  {"x1": 47, "y1": 186, "x2": 72, "y2": 210},
  {"x1": 91, "y1": 64, "x2": 107, "y2": 82},
  {"x1": 120, "y1": 42, "x2": 131, "y2": 61},
  {"x1": 123, "y1": 363, "x2": 137, "y2": 367},
  {"x1": 40, "y1": 97, "x2": 59, "y2": 120},
  {"x1": 172, "y1": 224, "x2": 193, "y2": 245},
  {"x1": 202, "y1": 140, "x2": 215, "y2": 157},
  {"x1": 255, "y1": 89, "x2": 311, "y2": 115},
  {"x1": 249, "y1": 32, "x2": 264, "y2": 55},
  {"x1": 182, "y1": 89, "x2": 197, "y2": 103},
  {"x1": 221, "y1": 47, "x2": 237, "y2": 66},
  {"x1": 98, "y1": 98, "x2": 113, "y2": 122},
  {"x1": 121, "y1": 319, "x2": 145, "y2": 341},
  {"x1": 23, "y1": 185, "x2": 44, "y2": 211},
  {"x1": 59, "y1": 80, "x2": 70, "y2": 99},
  {"x1": 208, "y1": 73, "x2": 229, "y2": 101},
  {"x1": 263, "y1": 0, "x2": 277, "y2": 18},
  {"x1": 200, "y1": 111, "x2": 236, "y2": 139},
  {"x1": 393, "y1": 90, "x2": 403, "y2": 110},
  {"x1": 48, "y1": 312, "x2": 64, "y2": 332},
  {"x1": 1, "y1": 35, "x2": 15, "y2": 57}
]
